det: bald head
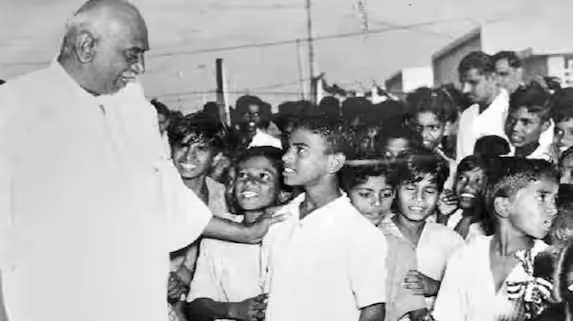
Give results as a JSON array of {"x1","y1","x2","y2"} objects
[{"x1": 58, "y1": 0, "x2": 149, "y2": 95}]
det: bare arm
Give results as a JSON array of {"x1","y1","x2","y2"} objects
[
  {"x1": 359, "y1": 303, "x2": 385, "y2": 321},
  {"x1": 202, "y1": 212, "x2": 283, "y2": 244},
  {"x1": 185, "y1": 294, "x2": 267, "y2": 321}
]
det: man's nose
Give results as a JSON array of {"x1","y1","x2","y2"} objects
[{"x1": 133, "y1": 53, "x2": 146, "y2": 75}]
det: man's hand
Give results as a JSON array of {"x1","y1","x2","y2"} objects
[
  {"x1": 227, "y1": 294, "x2": 268, "y2": 321},
  {"x1": 437, "y1": 189, "x2": 458, "y2": 218},
  {"x1": 243, "y1": 210, "x2": 287, "y2": 244},
  {"x1": 403, "y1": 270, "x2": 440, "y2": 297},
  {"x1": 167, "y1": 272, "x2": 188, "y2": 303},
  {"x1": 409, "y1": 308, "x2": 433, "y2": 321}
]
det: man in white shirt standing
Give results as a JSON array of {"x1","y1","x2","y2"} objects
[
  {"x1": 456, "y1": 51, "x2": 509, "y2": 162},
  {"x1": 0, "y1": 1, "x2": 276, "y2": 321}
]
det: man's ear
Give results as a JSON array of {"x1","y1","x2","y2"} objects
[
  {"x1": 327, "y1": 152, "x2": 346, "y2": 174},
  {"x1": 75, "y1": 31, "x2": 97, "y2": 63},
  {"x1": 493, "y1": 196, "x2": 511, "y2": 219}
]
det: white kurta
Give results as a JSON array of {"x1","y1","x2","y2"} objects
[{"x1": 0, "y1": 62, "x2": 212, "y2": 321}]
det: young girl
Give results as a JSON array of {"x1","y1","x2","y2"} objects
[
  {"x1": 437, "y1": 155, "x2": 493, "y2": 240},
  {"x1": 379, "y1": 149, "x2": 465, "y2": 312},
  {"x1": 343, "y1": 161, "x2": 429, "y2": 320},
  {"x1": 185, "y1": 146, "x2": 290, "y2": 321}
]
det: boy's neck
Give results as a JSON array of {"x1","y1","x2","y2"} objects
[
  {"x1": 515, "y1": 142, "x2": 539, "y2": 157},
  {"x1": 493, "y1": 223, "x2": 535, "y2": 256},
  {"x1": 392, "y1": 214, "x2": 425, "y2": 246},
  {"x1": 183, "y1": 175, "x2": 208, "y2": 203},
  {"x1": 300, "y1": 176, "x2": 341, "y2": 220},
  {"x1": 243, "y1": 210, "x2": 264, "y2": 225}
]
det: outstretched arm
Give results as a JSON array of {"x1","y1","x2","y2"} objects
[{"x1": 359, "y1": 303, "x2": 385, "y2": 321}]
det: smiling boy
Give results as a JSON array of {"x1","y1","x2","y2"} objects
[{"x1": 264, "y1": 116, "x2": 388, "y2": 321}]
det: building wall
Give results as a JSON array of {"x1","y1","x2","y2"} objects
[
  {"x1": 432, "y1": 33, "x2": 482, "y2": 86},
  {"x1": 547, "y1": 54, "x2": 573, "y2": 88},
  {"x1": 402, "y1": 67, "x2": 433, "y2": 92}
]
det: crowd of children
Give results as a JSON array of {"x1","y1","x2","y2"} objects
[{"x1": 157, "y1": 50, "x2": 573, "y2": 321}]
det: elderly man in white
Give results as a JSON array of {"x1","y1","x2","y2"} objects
[{"x1": 0, "y1": 1, "x2": 277, "y2": 321}]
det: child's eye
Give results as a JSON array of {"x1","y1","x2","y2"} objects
[
  {"x1": 381, "y1": 191, "x2": 393, "y2": 198},
  {"x1": 237, "y1": 171, "x2": 248, "y2": 180},
  {"x1": 358, "y1": 192, "x2": 372, "y2": 198},
  {"x1": 404, "y1": 184, "x2": 416, "y2": 191},
  {"x1": 259, "y1": 173, "x2": 271, "y2": 181},
  {"x1": 425, "y1": 187, "x2": 438, "y2": 194}
]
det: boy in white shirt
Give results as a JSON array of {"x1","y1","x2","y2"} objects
[
  {"x1": 505, "y1": 85, "x2": 555, "y2": 162},
  {"x1": 264, "y1": 116, "x2": 388, "y2": 321},
  {"x1": 433, "y1": 157, "x2": 559, "y2": 321}
]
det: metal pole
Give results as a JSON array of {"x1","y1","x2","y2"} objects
[{"x1": 305, "y1": 0, "x2": 316, "y2": 104}]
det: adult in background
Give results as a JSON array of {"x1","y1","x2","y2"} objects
[
  {"x1": 456, "y1": 51, "x2": 509, "y2": 162},
  {"x1": 0, "y1": 1, "x2": 277, "y2": 321},
  {"x1": 492, "y1": 50, "x2": 524, "y2": 95}
]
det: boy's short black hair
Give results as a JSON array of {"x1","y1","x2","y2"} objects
[
  {"x1": 407, "y1": 86, "x2": 458, "y2": 124},
  {"x1": 458, "y1": 51, "x2": 495, "y2": 75},
  {"x1": 377, "y1": 121, "x2": 419, "y2": 150},
  {"x1": 167, "y1": 111, "x2": 226, "y2": 151},
  {"x1": 492, "y1": 50, "x2": 522, "y2": 68},
  {"x1": 474, "y1": 135, "x2": 510, "y2": 158},
  {"x1": 457, "y1": 155, "x2": 489, "y2": 177},
  {"x1": 485, "y1": 157, "x2": 559, "y2": 218},
  {"x1": 509, "y1": 84, "x2": 552, "y2": 122},
  {"x1": 292, "y1": 114, "x2": 349, "y2": 155},
  {"x1": 550, "y1": 88, "x2": 573, "y2": 123},
  {"x1": 393, "y1": 148, "x2": 450, "y2": 192},
  {"x1": 340, "y1": 162, "x2": 398, "y2": 193}
]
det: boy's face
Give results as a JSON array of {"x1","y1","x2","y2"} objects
[
  {"x1": 414, "y1": 111, "x2": 445, "y2": 150},
  {"x1": 282, "y1": 128, "x2": 335, "y2": 187},
  {"x1": 506, "y1": 177, "x2": 559, "y2": 239},
  {"x1": 384, "y1": 138, "x2": 410, "y2": 160},
  {"x1": 554, "y1": 118, "x2": 573, "y2": 154},
  {"x1": 505, "y1": 107, "x2": 547, "y2": 148},
  {"x1": 235, "y1": 156, "x2": 279, "y2": 211},
  {"x1": 172, "y1": 138, "x2": 216, "y2": 180},
  {"x1": 349, "y1": 176, "x2": 395, "y2": 225},
  {"x1": 454, "y1": 167, "x2": 485, "y2": 209},
  {"x1": 397, "y1": 174, "x2": 440, "y2": 222}
]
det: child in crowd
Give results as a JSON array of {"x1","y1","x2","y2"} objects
[
  {"x1": 473, "y1": 135, "x2": 511, "y2": 158},
  {"x1": 433, "y1": 157, "x2": 559, "y2": 321},
  {"x1": 185, "y1": 147, "x2": 289, "y2": 321},
  {"x1": 554, "y1": 243, "x2": 573, "y2": 320},
  {"x1": 505, "y1": 84, "x2": 555, "y2": 161},
  {"x1": 378, "y1": 121, "x2": 418, "y2": 161},
  {"x1": 408, "y1": 87, "x2": 458, "y2": 189},
  {"x1": 436, "y1": 155, "x2": 493, "y2": 240},
  {"x1": 550, "y1": 87, "x2": 573, "y2": 158},
  {"x1": 378, "y1": 149, "x2": 465, "y2": 312},
  {"x1": 342, "y1": 162, "x2": 429, "y2": 321},
  {"x1": 167, "y1": 112, "x2": 229, "y2": 319},
  {"x1": 263, "y1": 116, "x2": 388, "y2": 321}
]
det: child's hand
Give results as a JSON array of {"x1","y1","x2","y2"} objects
[
  {"x1": 404, "y1": 270, "x2": 440, "y2": 297},
  {"x1": 246, "y1": 211, "x2": 288, "y2": 244},
  {"x1": 437, "y1": 189, "x2": 458, "y2": 217},
  {"x1": 167, "y1": 272, "x2": 188, "y2": 303},
  {"x1": 228, "y1": 293, "x2": 268, "y2": 321}
]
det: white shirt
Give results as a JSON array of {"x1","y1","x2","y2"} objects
[
  {"x1": 264, "y1": 193, "x2": 387, "y2": 321},
  {"x1": 248, "y1": 128, "x2": 282, "y2": 149},
  {"x1": 433, "y1": 235, "x2": 548, "y2": 321},
  {"x1": 188, "y1": 223, "x2": 265, "y2": 321},
  {"x1": 0, "y1": 62, "x2": 212, "y2": 321},
  {"x1": 456, "y1": 90, "x2": 509, "y2": 162},
  {"x1": 507, "y1": 142, "x2": 556, "y2": 163}
]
